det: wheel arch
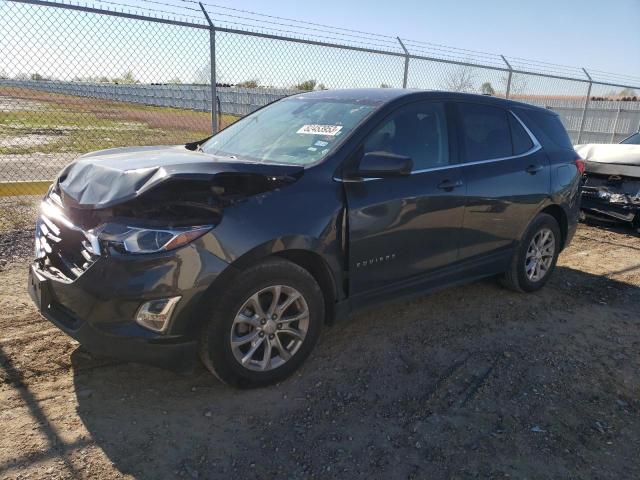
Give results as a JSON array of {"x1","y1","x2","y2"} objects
[
  {"x1": 201, "y1": 237, "x2": 342, "y2": 326},
  {"x1": 273, "y1": 249, "x2": 338, "y2": 326},
  {"x1": 517, "y1": 201, "x2": 569, "y2": 251},
  {"x1": 539, "y1": 204, "x2": 569, "y2": 250}
]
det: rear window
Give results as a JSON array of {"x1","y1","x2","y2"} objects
[
  {"x1": 621, "y1": 132, "x2": 640, "y2": 145},
  {"x1": 458, "y1": 103, "x2": 512, "y2": 162},
  {"x1": 508, "y1": 112, "x2": 534, "y2": 154},
  {"x1": 519, "y1": 109, "x2": 573, "y2": 149}
]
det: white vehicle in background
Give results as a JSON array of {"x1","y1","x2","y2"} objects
[{"x1": 576, "y1": 132, "x2": 640, "y2": 231}]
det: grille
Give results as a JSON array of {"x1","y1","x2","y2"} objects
[{"x1": 35, "y1": 200, "x2": 100, "y2": 282}]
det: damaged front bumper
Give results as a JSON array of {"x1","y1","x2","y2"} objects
[
  {"x1": 28, "y1": 265, "x2": 199, "y2": 371},
  {"x1": 581, "y1": 188, "x2": 640, "y2": 224},
  {"x1": 580, "y1": 176, "x2": 640, "y2": 227},
  {"x1": 28, "y1": 202, "x2": 232, "y2": 372}
]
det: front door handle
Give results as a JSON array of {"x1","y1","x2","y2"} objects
[
  {"x1": 526, "y1": 164, "x2": 543, "y2": 175},
  {"x1": 437, "y1": 179, "x2": 464, "y2": 191}
]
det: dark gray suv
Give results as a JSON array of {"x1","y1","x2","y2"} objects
[{"x1": 29, "y1": 89, "x2": 582, "y2": 387}]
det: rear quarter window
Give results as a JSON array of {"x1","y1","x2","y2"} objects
[
  {"x1": 508, "y1": 112, "x2": 534, "y2": 154},
  {"x1": 517, "y1": 109, "x2": 573, "y2": 149}
]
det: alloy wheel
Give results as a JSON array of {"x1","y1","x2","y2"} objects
[
  {"x1": 525, "y1": 227, "x2": 555, "y2": 282},
  {"x1": 230, "y1": 285, "x2": 309, "y2": 372}
]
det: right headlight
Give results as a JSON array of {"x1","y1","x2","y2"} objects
[{"x1": 98, "y1": 223, "x2": 213, "y2": 254}]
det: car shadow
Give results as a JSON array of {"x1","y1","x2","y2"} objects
[{"x1": 61, "y1": 264, "x2": 640, "y2": 479}]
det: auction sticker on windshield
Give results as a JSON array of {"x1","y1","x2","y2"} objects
[{"x1": 297, "y1": 124, "x2": 343, "y2": 136}]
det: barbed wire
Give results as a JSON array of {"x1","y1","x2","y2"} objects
[
  {"x1": 198, "y1": 10, "x2": 401, "y2": 49},
  {"x1": 183, "y1": 0, "x2": 399, "y2": 41},
  {"x1": 11, "y1": 0, "x2": 639, "y2": 88}
]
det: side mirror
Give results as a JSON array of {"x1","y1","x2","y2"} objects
[{"x1": 355, "y1": 151, "x2": 413, "y2": 179}]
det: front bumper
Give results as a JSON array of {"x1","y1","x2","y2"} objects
[
  {"x1": 28, "y1": 235, "x2": 231, "y2": 371},
  {"x1": 29, "y1": 266, "x2": 197, "y2": 370},
  {"x1": 581, "y1": 194, "x2": 639, "y2": 225}
]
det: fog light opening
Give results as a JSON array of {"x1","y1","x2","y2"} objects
[{"x1": 135, "y1": 296, "x2": 181, "y2": 333}]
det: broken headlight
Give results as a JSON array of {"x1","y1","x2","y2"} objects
[{"x1": 98, "y1": 224, "x2": 213, "y2": 254}]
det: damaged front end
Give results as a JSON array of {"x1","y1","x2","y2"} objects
[
  {"x1": 34, "y1": 145, "x2": 304, "y2": 282},
  {"x1": 581, "y1": 175, "x2": 640, "y2": 227},
  {"x1": 576, "y1": 144, "x2": 640, "y2": 230},
  {"x1": 28, "y1": 145, "x2": 307, "y2": 369}
]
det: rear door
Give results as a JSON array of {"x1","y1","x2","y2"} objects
[
  {"x1": 344, "y1": 101, "x2": 466, "y2": 295},
  {"x1": 454, "y1": 102, "x2": 550, "y2": 261}
]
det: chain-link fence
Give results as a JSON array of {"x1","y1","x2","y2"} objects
[{"x1": 1, "y1": 0, "x2": 639, "y2": 230}]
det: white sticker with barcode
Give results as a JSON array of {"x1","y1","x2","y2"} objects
[{"x1": 297, "y1": 124, "x2": 343, "y2": 136}]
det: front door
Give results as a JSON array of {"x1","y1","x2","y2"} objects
[{"x1": 343, "y1": 101, "x2": 466, "y2": 296}]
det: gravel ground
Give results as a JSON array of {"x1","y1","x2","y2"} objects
[{"x1": 0, "y1": 223, "x2": 639, "y2": 479}]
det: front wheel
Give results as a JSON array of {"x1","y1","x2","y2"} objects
[
  {"x1": 199, "y1": 258, "x2": 324, "y2": 387},
  {"x1": 501, "y1": 213, "x2": 561, "y2": 293}
]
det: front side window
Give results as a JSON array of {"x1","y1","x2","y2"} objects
[
  {"x1": 458, "y1": 103, "x2": 512, "y2": 162},
  {"x1": 363, "y1": 102, "x2": 450, "y2": 170},
  {"x1": 202, "y1": 97, "x2": 375, "y2": 165}
]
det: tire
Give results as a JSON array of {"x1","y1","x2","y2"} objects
[
  {"x1": 199, "y1": 257, "x2": 324, "y2": 387},
  {"x1": 501, "y1": 213, "x2": 561, "y2": 293}
]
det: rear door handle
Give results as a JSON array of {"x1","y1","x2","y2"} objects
[
  {"x1": 526, "y1": 164, "x2": 543, "y2": 175},
  {"x1": 437, "y1": 179, "x2": 464, "y2": 191}
]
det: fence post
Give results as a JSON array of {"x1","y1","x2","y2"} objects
[
  {"x1": 577, "y1": 68, "x2": 593, "y2": 144},
  {"x1": 397, "y1": 37, "x2": 409, "y2": 89},
  {"x1": 199, "y1": 2, "x2": 218, "y2": 134},
  {"x1": 500, "y1": 55, "x2": 512, "y2": 99},
  {"x1": 610, "y1": 103, "x2": 622, "y2": 143}
]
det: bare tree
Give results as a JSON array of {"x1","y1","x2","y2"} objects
[
  {"x1": 443, "y1": 64, "x2": 476, "y2": 92},
  {"x1": 501, "y1": 74, "x2": 528, "y2": 97},
  {"x1": 194, "y1": 61, "x2": 211, "y2": 85},
  {"x1": 113, "y1": 70, "x2": 138, "y2": 84},
  {"x1": 480, "y1": 81, "x2": 495, "y2": 95},
  {"x1": 619, "y1": 87, "x2": 637, "y2": 97},
  {"x1": 296, "y1": 79, "x2": 317, "y2": 91}
]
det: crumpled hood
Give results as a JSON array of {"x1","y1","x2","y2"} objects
[
  {"x1": 575, "y1": 144, "x2": 640, "y2": 165},
  {"x1": 57, "y1": 145, "x2": 304, "y2": 209}
]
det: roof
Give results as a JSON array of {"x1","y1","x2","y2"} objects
[{"x1": 291, "y1": 88, "x2": 553, "y2": 113}]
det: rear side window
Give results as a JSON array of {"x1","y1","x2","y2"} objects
[
  {"x1": 519, "y1": 109, "x2": 573, "y2": 149},
  {"x1": 457, "y1": 103, "x2": 512, "y2": 162},
  {"x1": 508, "y1": 113, "x2": 534, "y2": 154}
]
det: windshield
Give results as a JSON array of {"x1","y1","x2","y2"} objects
[
  {"x1": 620, "y1": 132, "x2": 640, "y2": 145},
  {"x1": 201, "y1": 97, "x2": 375, "y2": 165}
]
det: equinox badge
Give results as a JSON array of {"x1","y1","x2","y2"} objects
[{"x1": 356, "y1": 253, "x2": 397, "y2": 268}]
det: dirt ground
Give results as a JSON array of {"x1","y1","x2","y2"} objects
[{"x1": 0, "y1": 222, "x2": 639, "y2": 479}]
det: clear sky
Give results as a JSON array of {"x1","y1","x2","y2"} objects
[
  {"x1": 218, "y1": 0, "x2": 640, "y2": 80},
  {"x1": 1, "y1": 0, "x2": 638, "y2": 91}
]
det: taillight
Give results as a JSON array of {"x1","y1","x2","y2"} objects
[{"x1": 575, "y1": 158, "x2": 585, "y2": 174}]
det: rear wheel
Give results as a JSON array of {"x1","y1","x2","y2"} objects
[
  {"x1": 501, "y1": 213, "x2": 561, "y2": 293},
  {"x1": 199, "y1": 258, "x2": 324, "y2": 387}
]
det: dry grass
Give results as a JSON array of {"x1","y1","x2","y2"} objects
[{"x1": 0, "y1": 86, "x2": 238, "y2": 155}]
